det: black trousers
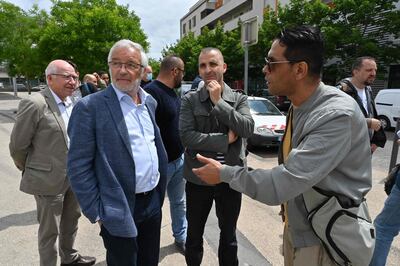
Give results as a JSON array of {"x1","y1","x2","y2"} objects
[
  {"x1": 185, "y1": 182, "x2": 242, "y2": 266},
  {"x1": 100, "y1": 189, "x2": 162, "y2": 266}
]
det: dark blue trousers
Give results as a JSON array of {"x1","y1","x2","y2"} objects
[
  {"x1": 185, "y1": 182, "x2": 242, "y2": 266},
  {"x1": 100, "y1": 189, "x2": 162, "y2": 266}
]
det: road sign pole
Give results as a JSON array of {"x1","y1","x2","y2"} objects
[
  {"x1": 244, "y1": 44, "x2": 249, "y2": 95},
  {"x1": 241, "y1": 16, "x2": 258, "y2": 95}
]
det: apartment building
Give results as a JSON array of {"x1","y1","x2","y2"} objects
[
  {"x1": 181, "y1": 0, "x2": 400, "y2": 89},
  {"x1": 180, "y1": 0, "x2": 288, "y2": 38},
  {"x1": 180, "y1": 0, "x2": 336, "y2": 37}
]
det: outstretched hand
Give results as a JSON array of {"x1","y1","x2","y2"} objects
[{"x1": 192, "y1": 154, "x2": 223, "y2": 185}]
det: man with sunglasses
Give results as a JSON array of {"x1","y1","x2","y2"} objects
[
  {"x1": 9, "y1": 60, "x2": 95, "y2": 266},
  {"x1": 191, "y1": 26, "x2": 372, "y2": 266},
  {"x1": 67, "y1": 40, "x2": 168, "y2": 266}
]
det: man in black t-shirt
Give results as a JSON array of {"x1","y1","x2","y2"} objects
[{"x1": 144, "y1": 55, "x2": 187, "y2": 254}]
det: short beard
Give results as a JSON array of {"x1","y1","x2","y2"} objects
[
  {"x1": 114, "y1": 78, "x2": 141, "y2": 94},
  {"x1": 364, "y1": 80, "x2": 374, "y2": 86}
]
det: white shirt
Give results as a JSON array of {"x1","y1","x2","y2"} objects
[
  {"x1": 355, "y1": 87, "x2": 369, "y2": 114},
  {"x1": 112, "y1": 85, "x2": 160, "y2": 193},
  {"x1": 49, "y1": 88, "x2": 73, "y2": 147}
]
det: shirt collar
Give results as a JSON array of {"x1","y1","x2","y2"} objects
[
  {"x1": 112, "y1": 84, "x2": 148, "y2": 105},
  {"x1": 49, "y1": 87, "x2": 72, "y2": 107}
]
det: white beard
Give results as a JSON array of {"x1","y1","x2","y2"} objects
[{"x1": 113, "y1": 78, "x2": 141, "y2": 94}]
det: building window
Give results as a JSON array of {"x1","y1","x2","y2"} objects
[
  {"x1": 193, "y1": 16, "x2": 196, "y2": 27},
  {"x1": 183, "y1": 23, "x2": 186, "y2": 34},
  {"x1": 189, "y1": 19, "x2": 192, "y2": 30}
]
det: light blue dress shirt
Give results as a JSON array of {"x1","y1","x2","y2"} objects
[
  {"x1": 49, "y1": 88, "x2": 73, "y2": 148},
  {"x1": 112, "y1": 85, "x2": 160, "y2": 193}
]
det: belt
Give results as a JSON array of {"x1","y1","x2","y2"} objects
[{"x1": 136, "y1": 188, "x2": 154, "y2": 197}]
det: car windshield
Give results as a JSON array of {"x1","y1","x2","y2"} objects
[{"x1": 248, "y1": 99, "x2": 282, "y2": 116}]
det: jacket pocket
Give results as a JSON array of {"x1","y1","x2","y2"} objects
[
  {"x1": 99, "y1": 186, "x2": 127, "y2": 223},
  {"x1": 26, "y1": 161, "x2": 52, "y2": 171},
  {"x1": 193, "y1": 109, "x2": 211, "y2": 132}
]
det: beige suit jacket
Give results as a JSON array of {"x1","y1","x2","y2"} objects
[{"x1": 9, "y1": 87, "x2": 70, "y2": 195}]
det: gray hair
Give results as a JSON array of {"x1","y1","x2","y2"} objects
[
  {"x1": 45, "y1": 63, "x2": 59, "y2": 77},
  {"x1": 108, "y1": 40, "x2": 148, "y2": 74}
]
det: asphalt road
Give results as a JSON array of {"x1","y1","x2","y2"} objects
[{"x1": 0, "y1": 91, "x2": 399, "y2": 265}]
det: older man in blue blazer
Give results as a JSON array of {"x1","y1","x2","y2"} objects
[{"x1": 67, "y1": 40, "x2": 168, "y2": 266}]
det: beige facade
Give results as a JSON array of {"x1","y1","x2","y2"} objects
[{"x1": 180, "y1": 0, "x2": 292, "y2": 38}]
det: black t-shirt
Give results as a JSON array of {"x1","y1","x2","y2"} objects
[{"x1": 144, "y1": 80, "x2": 184, "y2": 162}]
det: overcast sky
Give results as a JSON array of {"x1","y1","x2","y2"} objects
[{"x1": 9, "y1": 0, "x2": 199, "y2": 59}]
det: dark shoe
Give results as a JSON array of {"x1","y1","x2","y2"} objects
[
  {"x1": 174, "y1": 240, "x2": 186, "y2": 255},
  {"x1": 61, "y1": 254, "x2": 96, "y2": 266}
]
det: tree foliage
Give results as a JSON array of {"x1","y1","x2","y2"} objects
[
  {"x1": 252, "y1": 0, "x2": 400, "y2": 82},
  {"x1": 39, "y1": 0, "x2": 148, "y2": 76},
  {"x1": 164, "y1": 0, "x2": 400, "y2": 86},
  {"x1": 0, "y1": 2, "x2": 47, "y2": 81},
  {"x1": 0, "y1": 0, "x2": 148, "y2": 79},
  {"x1": 162, "y1": 22, "x2": 243, "y2": 83}
]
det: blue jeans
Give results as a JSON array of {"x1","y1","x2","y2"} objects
[
  {"x1": 370, "y1": 173, "x2": 400, "y2": 266},
  {"x1": 167, "y1": 154, "x2": 187, "y2": 243}
]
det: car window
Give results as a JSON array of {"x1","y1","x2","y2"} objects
[{"x1": 248, "y1": 99, "x2": 282, "y2": 115}]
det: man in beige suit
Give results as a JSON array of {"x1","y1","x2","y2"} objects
[{"x1": 9, "y1": 60, "x2": 95, "y2": 266}]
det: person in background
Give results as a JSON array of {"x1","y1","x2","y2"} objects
[
  {"x1": 9, "y1": 59, "x2": 96, "y2": 266},
  {"x1": 370, "y1": 129, "x2": 400, "y2": 266},
  {"x1": 93, "y1": 72, "x2": 107, "y2": 89},
  {"x1": 83, "y1": 74, "x2": 98, "y2": 87},
  {"x1": 337, "y1": 56, "x2": 386, "y2": 153},
  {"x1": 99, "y1": 70, "x2": 110, "y2": 86},
  {"x1": 144, "y1": 55, "x2": 187, "y2": 254},
  {"x1": 67, "y1": 39, "x2": 167, "y2": 266},
  {"x1": 79, "y1": 74, "x2": 98, "y2": 97},
  {"x1": 140, "y1": 65, "x2": 153, "y2": 87}
]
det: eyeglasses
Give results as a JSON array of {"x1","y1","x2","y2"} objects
[
  {"x1": 108, "y1": 61, "x2": 143, "y2": 71},
  {"x1": 264, "y1": 57, "x2": 298, "y2": 72},
  {"x1": 51, "y1": 73, "x2": 79, "y2": 82},
  {"x1": 175, "y1": 67, "x2": 185, "y2": 76}
]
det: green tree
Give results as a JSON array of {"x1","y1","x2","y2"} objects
[
  {"x1": 162, "y1": 22, "x2": 243, "y2": 84},
  {"x1": 0, "y1": 2, "x2": 47, "y2": 85},
  {"x1": 253, "y1": 0, "x2": 400, "y2": 83},
  {"x1": 38, "y1": 0, "x2": 148, "y2": 76}
]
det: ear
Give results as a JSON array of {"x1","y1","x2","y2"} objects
[
  {"x1": 222, "y1": 63, "x2": 227, "y2": 74},
  {"x1": 294, "y1": 61, "x2": 308, "y2": 81}
]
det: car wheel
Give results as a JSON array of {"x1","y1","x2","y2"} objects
[{"x1": 378, "y1": 116, "x2": 390, "y2": 130}]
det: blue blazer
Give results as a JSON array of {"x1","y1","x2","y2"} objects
[{"x1": 67, "y1": 86, "x2": 168, "y2": 238}]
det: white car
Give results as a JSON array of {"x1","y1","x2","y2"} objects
[
  {"x1": 247, "y1": 96, "x2": 286, "y2": 147},
  {"x1": 375, "y1": 88, "x2": 400, "y2": 129}
]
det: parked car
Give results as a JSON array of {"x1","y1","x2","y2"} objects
[
  {"x1": 253, "y1": 89, "x2": 290, "y2": 112},
  {"x1": 16, "y1": 83, "x2": 26, "y2": 90},
  {"x1": 375, "y1": 88, "x2": 400, "y2": 129},
  {"x1": 247, "y1": 96, "x2": 286, "y2": 147},
  {"x1": 31, "y1": 84, "x2": 47, "y2": 91},
  {"x1": 179, "y1": 81, "x2": 193, "y2": 97}
]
